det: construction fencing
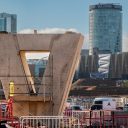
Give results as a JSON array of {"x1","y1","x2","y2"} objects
[
  {"x1": 20, "y1": 116, "x2": 80, "y2": 128},
  {"x1": 64, "y1": 110, "x2": 128, "y2": 128},
  {"x1": 19, "y1": 111, "x2": 128, "y2": 128},
  {"x1": 0, "y1": 110, "x2": 127, "y2": 127}
]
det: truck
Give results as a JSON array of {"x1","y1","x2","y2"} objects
[{"x1": 90, "y1": 97, "x2": 116, "y2": 110}]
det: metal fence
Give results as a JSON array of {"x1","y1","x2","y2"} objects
[
  {"x1": 20, "y1": 116, "x2": 80, "y2": 128},
  {"x1": 9, "y1": 110, "x2": 128, "y2": 128},
  {"x1": 64, "y1": 110, "x2": 128, "y2": 128}
]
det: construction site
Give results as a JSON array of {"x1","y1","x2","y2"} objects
[
  {"x1": 0, "y1": 33, "x2": 128, "y2": 128},
  {"x1": 0, "y1": 32, "x2": 83, "y2": 127}
]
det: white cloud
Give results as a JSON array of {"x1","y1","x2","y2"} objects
[
  {"x1": 18, "y1": 29, "x2": 35, "y2": 34},
  {"x1": 122, "y1": 33, "x2": 128, "y2": 52},
  {"x1": 38, "y1": 28, "x2": 78, "y2": 34},
  {"x1": 82, "y1": 33, "x2": 89, "y2": 49},
  {"x1": 18, "y1": 28, "x2": 79, "y2": 34}
]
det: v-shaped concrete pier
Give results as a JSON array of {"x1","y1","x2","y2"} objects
[{"x1": 0, "y1": 33, "x2": 84, "y2": 116}]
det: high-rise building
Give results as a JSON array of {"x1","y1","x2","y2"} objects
[
  {"x1": 89, "y1": 4, "x2": 122, "y2": 55},
  {"x1": 0, "y1": 13, "x2": 17, "y2": 33}
]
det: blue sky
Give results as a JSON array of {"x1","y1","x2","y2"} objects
[
  {"x1": 0, "y1": 0, "x2": 128, "y2": 58},
  {"x1": 0, "y1": 0, "x2": 127, "y2": 34}
]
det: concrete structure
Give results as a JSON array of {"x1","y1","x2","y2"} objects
[
  {"x1": 0, "y1": 33, "x2": 83, "y2": 117},
  {"x1": 89, "y1": 3, "x2": 122, "y2": 55},
  {"x1": 109, "y1": 52, "x2": 128, "y2": 78},
  {"x1": 0, "y1": 13, "x2": 17, "y2": 33},
  {"x1": 78, "y1": 54, "x2": 98, "y2": 78}
]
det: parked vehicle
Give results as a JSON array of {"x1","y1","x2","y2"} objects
[
  {"x1": 70, "y1": 105, "x2": 83, "y2": 111},
  {"x1": 91, "y1": 97, "x2": 116, "y2": 110},
  {"x1": 123, "y1": 103, "x2": 128, "y2": 111}
]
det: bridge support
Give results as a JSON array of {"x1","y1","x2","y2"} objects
[{"x1": 0, "y1": 33, "x2": 84, "y2": 116}]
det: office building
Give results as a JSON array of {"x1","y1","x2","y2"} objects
[
  {"x1": 0, "y1": 12, "x2": 17, "y2": 33},
  {"x1": 89, "y1": 4, "x2": 122, "y2": 55}
]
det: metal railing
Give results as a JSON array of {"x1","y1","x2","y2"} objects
[
  {"x1": 64, "y1": 110, "x2": 128, "y2": 128},
  {"x1": 20, "y1": 116, "x2": 80, "y2": 128},
  {"x1": 0, "y1": 110, "x2": 127, "y2": 128}
]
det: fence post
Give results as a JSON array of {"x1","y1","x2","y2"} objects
[
  {"x1": 112, "y1": 111, "x2": 114, "y2": 128},
  {"x1": 100, "y1": 110, "x2": 102, "y2": 128},
  {"x1": 89, "y1": 111, "x2": 92, "y2": 127}
]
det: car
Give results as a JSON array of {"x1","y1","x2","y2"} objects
[
  {"x1": 70, "y1": 105, "x2": 83, "y2": 111},
  {"x1": 64, "y1": 105, "x2": 83, "y2": 117},
  {"x1": 90, "y1": 104, "x2": 102, "y2": 110}
]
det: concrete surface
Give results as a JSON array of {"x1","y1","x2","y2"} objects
[{"x1": 0, "y1": 33, "x2": 84, "y2": 116}]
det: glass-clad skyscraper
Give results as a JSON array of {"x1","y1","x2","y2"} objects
[
  {"x1": 89, "y1": 4, "x2": 122, "y2": 55},
  {"x1": 0, "y1": 13, "x2": 17, "y2": 33}
]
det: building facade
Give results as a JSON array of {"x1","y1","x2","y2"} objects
[
  {"x1": 0, "y1": 13, "x2": 17, "y2": 33},
  {"x1": 89, "y1": 4, "x2": 122, "y2": 55},
  {"x1": 78, "y1": 52, "x2": 128, "y2": 79}
]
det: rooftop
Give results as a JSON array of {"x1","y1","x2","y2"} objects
[{"x1": 89, "y1": 3, "x2": 122, "y2": 11}]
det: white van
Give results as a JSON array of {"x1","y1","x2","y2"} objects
[
  {"x1": 91, "y1": 97, "x2": 116, "y2": 110},
  {"x1": 123, "y1": 103, "x2": 128, "y2": 111}
]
